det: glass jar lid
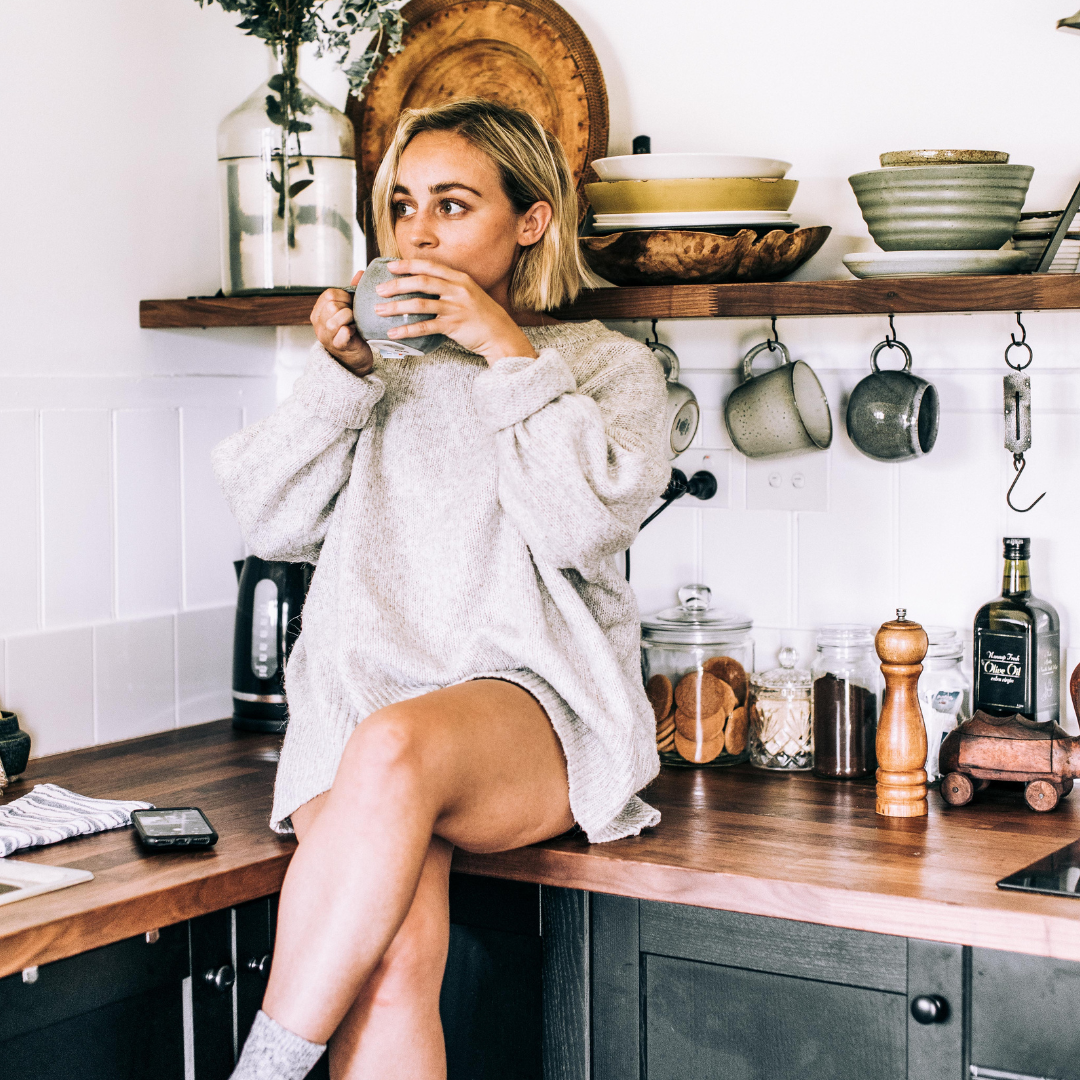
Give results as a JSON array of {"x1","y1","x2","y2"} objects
[
  {"x1": 924, "y1": 625, "x2": 964, "y2": 660},
  {"x1": 752, "y1": 646, "x2": 812, "y2": 691},
  {"x1": 641, "y1": 584, "x2": 752, "y2": 645},
  {"x1": 816, "y1": 623, "x2": 874, "y2": 648}
]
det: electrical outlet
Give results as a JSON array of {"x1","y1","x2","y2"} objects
[
  {"x1": 672, "y1": 449, "x2": 730, "y2": 508},
  {"x1": 746, "y1": 453, "x2": 829, "y2": 512}
]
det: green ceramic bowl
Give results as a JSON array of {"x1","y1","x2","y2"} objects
[{"x1": 848, "y1": 164, "x2": 1033, "y2": 251}]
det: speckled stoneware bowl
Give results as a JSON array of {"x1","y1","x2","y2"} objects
[
  {"x1": 879, "y1": 149, "x2": 1010, "y2": 167},
  {"x1": 352, "y1": 256, "x2": 447, "y2": 358},
  {"x1": 848, "y1": 164, "x2": 1033, "y2": 251}
]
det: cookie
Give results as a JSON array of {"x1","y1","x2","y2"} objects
[
  {"x1": 674, "y1": 706, "x2": 726, "y2": 743},
  {"x1": 703, "y1": 656, "x2": 747, "y2": 706},
  {"x1": 646, "y1": 674, "x2": 674, "y2": 723},
  {"x1": 656, "y1": 715, "x2": 676, "y2": 742},
  {"x1": 673, "y1": 729, "x2": 725, "y2": 764},
  {"x1": 657, "y1": 728, "x2": 676, "y2": 753},
  {"x1": 673, "y1": 671, "x2": 736, "y2": 723},
  {"x1": 725, "y1": 705, "x2": 748, "y2": 755}
]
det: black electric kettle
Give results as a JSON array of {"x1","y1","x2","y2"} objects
[{"x1": 232, "y1": 557, "x2": 312, "y2": 733}]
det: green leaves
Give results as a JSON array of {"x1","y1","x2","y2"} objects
[
  {"x1": 289, "y1": 178, "x2": 314, "y2": 197},
  {"x1": 193, "y1": 0, "x2": 408, "y2": 95}
]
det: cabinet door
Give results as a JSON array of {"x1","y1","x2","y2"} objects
[
  {"x1": 593, "y1": 896, "x2": 913, "y2": 1080},
  {"x1": 971, "y1": 947, "x2": 1080, "y2": 1080},
  {"x1": 645, "y1": 953, "x2": 906, "y2": 1080}
]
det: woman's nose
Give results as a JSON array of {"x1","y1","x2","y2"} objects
[{"x1": 400, "y1": 210, "x2": 438, "y2": 251}]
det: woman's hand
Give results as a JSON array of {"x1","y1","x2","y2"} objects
[
  {"x1": 310, "y1": 270, "x2": 375, "y2": 376},
  {"x1": 374, "y1": 259, "x2": 538, "y2": 364}
]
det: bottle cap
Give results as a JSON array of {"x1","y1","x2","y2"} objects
[{"x1": 1003, "y1": 537, "x2": 1031, "y2": 558}]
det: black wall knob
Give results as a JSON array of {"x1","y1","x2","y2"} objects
[
  {"x1": 204, "y1": 964, "x2": 235, "y2": 992},
  {"x1": 910, "y1": 994, "x2": 950, "y2": 1024}
]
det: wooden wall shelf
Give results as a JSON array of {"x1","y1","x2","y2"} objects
[{"x1": 139, "y1": 274, "x2": 1080, "y2": 329}]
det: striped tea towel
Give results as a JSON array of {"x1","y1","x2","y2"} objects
[{"x1": 0, "y1": 784, "x2": 153, "y2": 857}]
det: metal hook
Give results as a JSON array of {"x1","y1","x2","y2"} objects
[
  {"x1": 1006, "y1": 452, "x2": 1046, "y2": 513},
  {"x1": 647, "y1": 318, "x2": 659, "y2": 347},
  {"x1": 1005, "y1": 311, "x2": 1033, "y2": 370},
  {"x1": 885, "y1": 313, "x2": 898, "y2": 347},
  {"x1": 767, "y1": 315, "x2": 779, "y2": 351}
]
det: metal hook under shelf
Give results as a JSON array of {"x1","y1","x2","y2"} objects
[
  {"x1": 767, "y1": 315, "x2": 779, "y2": 351},
  {"x1": 1006, "y1": 452, "x2": 1046, "y2": 513}
]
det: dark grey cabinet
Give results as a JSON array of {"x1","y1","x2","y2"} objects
[{"x1": 590, "y1": 894, "x2": 966, "y2": 1080}]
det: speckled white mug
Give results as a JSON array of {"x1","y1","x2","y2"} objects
[{"x1": 351, "y1": 256, "x2": 447, "y2": 358}]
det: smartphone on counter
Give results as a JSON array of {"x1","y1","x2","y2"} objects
[{"x1": 131, "y1": 807, "x2": 219, "y2": 851}]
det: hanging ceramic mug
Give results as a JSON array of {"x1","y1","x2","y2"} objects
[
  {"x1": 724, "y1": 341, "x2": 833, "y2": 458},
  {"x1": 649, "y1": 341, "x2": 700, "y2": 459},
  {"x1": 846, "y1": 340, "x2": 939, "y2": 462},
  {"x1": 350, "y1": 256, "x2": 448, "y2": 359}
]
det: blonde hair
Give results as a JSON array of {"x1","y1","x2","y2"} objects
[{"x1": 370, "y1": 97, "x2": 588, "y2": 312}]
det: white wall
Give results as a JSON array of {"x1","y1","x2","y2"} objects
[{"x1": 4, "y1": 0, "x2": 1080, "y2": 759}]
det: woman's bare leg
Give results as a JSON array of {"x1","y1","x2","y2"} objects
[
  {"x1": 292, "y1": 800, "x2": 453, "y2": 1080},
  {"x1": 262, "y1": 679, "x2": 573, "y2": 1047}
]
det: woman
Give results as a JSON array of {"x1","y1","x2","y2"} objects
[{"x1": 214, "y1": 97, "x2": 669, "y2": 1080}]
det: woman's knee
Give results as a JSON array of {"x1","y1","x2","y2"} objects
[{"x1": 339, "y1": 703, "x2": 437, "y2": 794}]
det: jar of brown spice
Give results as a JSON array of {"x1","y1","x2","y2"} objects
[{"x1": 811, "y1": 625, "x2": 882, "y2": 779}]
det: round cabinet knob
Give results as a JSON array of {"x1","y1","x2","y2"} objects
[
  {"x1": 910, "y1": 994, "x2": 950, "y2": 1024},
  {"x1": 204, "y1": 964, "x2": 235, "y2": 992},
  {"x1": 246, "y1": 953, "x2": 272, "y2": 977}
]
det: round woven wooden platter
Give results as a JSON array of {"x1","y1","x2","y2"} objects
[{"x1": 347, "y1": 0, "x2": 608, "y2": 231}]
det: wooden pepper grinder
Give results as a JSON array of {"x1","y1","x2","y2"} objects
[{"x1": 875, "y1": 609, "x2": 929, "y2": 817}]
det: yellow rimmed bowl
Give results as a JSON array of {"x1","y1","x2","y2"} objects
[{"x1": 585, "y1": 178, "x2": 798, "y2": 216}]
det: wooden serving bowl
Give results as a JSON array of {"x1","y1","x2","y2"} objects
[{"x1": 580, "y1": 226, "x2": 831, "y2": 286}]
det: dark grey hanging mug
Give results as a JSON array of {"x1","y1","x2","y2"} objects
[
  {"x1": 351, "y1": 256, "x2": 448, "y2": 358},
  {"x1": 846, "y1": 340, "x2": 939, "y2": 462},
  {"x1": 724, "y1": 341, "x2": 833, "y2": 458}
]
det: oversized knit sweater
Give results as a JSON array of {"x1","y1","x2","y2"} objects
[{"x1": 212, "y1": 320, "x2": 671, "y2": 843}]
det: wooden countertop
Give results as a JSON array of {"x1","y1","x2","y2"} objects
[{"x1": 3, "y1": 719, "x2": 1080, "y2": 978}]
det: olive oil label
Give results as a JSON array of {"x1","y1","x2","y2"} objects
[{"x1": 974, "y1": 629, "x2": 1029, "y2": 711}]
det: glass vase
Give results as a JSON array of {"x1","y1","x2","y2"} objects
[{"x1": 217, "y1": 71, "x2": 356, "y2": 295}]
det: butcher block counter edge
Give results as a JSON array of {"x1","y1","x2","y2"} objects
[{"x1": 2, "y1": 719, "x2": 1080, "y2": 978}]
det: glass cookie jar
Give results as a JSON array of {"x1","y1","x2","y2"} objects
[
  {"x1": 641, "y1": 585, "x2": 754, "y2": 767},
  {"x1": 748, "y1": 647, "x2": 813, "y2": 770}
]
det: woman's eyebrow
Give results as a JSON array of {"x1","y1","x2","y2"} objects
[{"x1": 430, "y1": 182, "x2": 483, "y2": 197}]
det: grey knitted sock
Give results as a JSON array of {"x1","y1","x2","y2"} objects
[{"x1": 231, "y1": 1010, "x2": 326, "y2": 1080}]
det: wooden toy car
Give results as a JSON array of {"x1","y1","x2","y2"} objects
[{"x1": 939, "y1": 710, "x2": 1076, "y2": 812}]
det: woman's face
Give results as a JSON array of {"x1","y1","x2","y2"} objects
[{"x1": 391, "y1": 130, "x2": 551, "y2": 298}]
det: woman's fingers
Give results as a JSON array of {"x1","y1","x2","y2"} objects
[
  {"x1": 375, "y1": 274, "x2": 460, "y2": 299},
  {"x1": 385, "y1": 258, "x2": 466, "y2": 283},
  {"x1": 350, "y1": 269, "x2": 363, "y2": 287},
  {"x1": 374, "y1": 297, "x2": 440, "y2": 317},
  {"x1": 388, "y1": 317, "x2": 443, "y2": 339}
]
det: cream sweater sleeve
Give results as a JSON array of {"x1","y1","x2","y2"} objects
[
  {"x1": 212, "y1": 344, "x2": 385, "y2": 563},
  {"x1": 473, "y1": 336, "x2": 670, "y2": 581}
]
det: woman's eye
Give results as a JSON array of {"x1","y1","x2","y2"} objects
[
  {"x1": 393, "y1": 202, "x2": 415, "y2": 219},
  {"x1": 440, "y1": 200, "x2": 466, "y2": 216}
]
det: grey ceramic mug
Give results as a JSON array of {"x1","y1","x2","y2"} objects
[
  {"x1": 724, "y1": 341, "x2": 833, "y2": 458},
  {"x1": 351, "y1": 255, "x2": 448, "y2": 358},
  {"x1": 845, "y1": 341, "x2": 939, "y2": 462}
]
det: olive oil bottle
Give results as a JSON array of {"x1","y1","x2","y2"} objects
[{"x1": 973, "y1": 537, "x2": 1060, "y2": 723}]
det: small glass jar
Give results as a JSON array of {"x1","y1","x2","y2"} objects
[
  {"x1": 748, "y1": 647, "x2": 813, "y2": 770},
  {"x1": 811, "y1": 624, "x2": 882, "y2": 779},
  {"x1": 641, "y1": 585, "x2": 754, "y2": 767},
  {"x1": 919, "y1": 626, "x2": 971, "y2": 782}
]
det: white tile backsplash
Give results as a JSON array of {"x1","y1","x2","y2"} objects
[
  {"x1": 115, "y1": 409, "x2": 182, "y2": 617},
  {"x1": 0, "y1": 411, "x2": 40, "y2": 635},
  {"x1": 177, "y1": 606, "x2": 234, "y2": 728},
  {"x1": 180, "y1": 407, "x2": 244, "y2": 610},
  {"x1": 629, "y1": 504, "x2": 699, "y2": 617},
  {"x1": 94, "y1": 616, "x2": 176, "y2": 742},
  {"x1": 6, "y1": 627, "x2": 95, "y2": 757},
  {"x1": 41, "y1": 410, "x2": 113, "y2": 627}
]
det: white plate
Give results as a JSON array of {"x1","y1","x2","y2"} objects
[
  {"x1": 592, "y1": 153, "x2": 791, "y2": 181},
  {"x1": 0, "y1": 858, "x2": 94, "y2": 906},
  {"x1": 842, "y1": 249, "x2": 1029, "y2": 278},
  {"x1": 593, "y1": 211, "x2": 793, "y2": 229}
]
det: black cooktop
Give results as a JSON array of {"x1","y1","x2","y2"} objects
[{"x1": 998, "y1": 838, "x2": 1080, "y2": 897}]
